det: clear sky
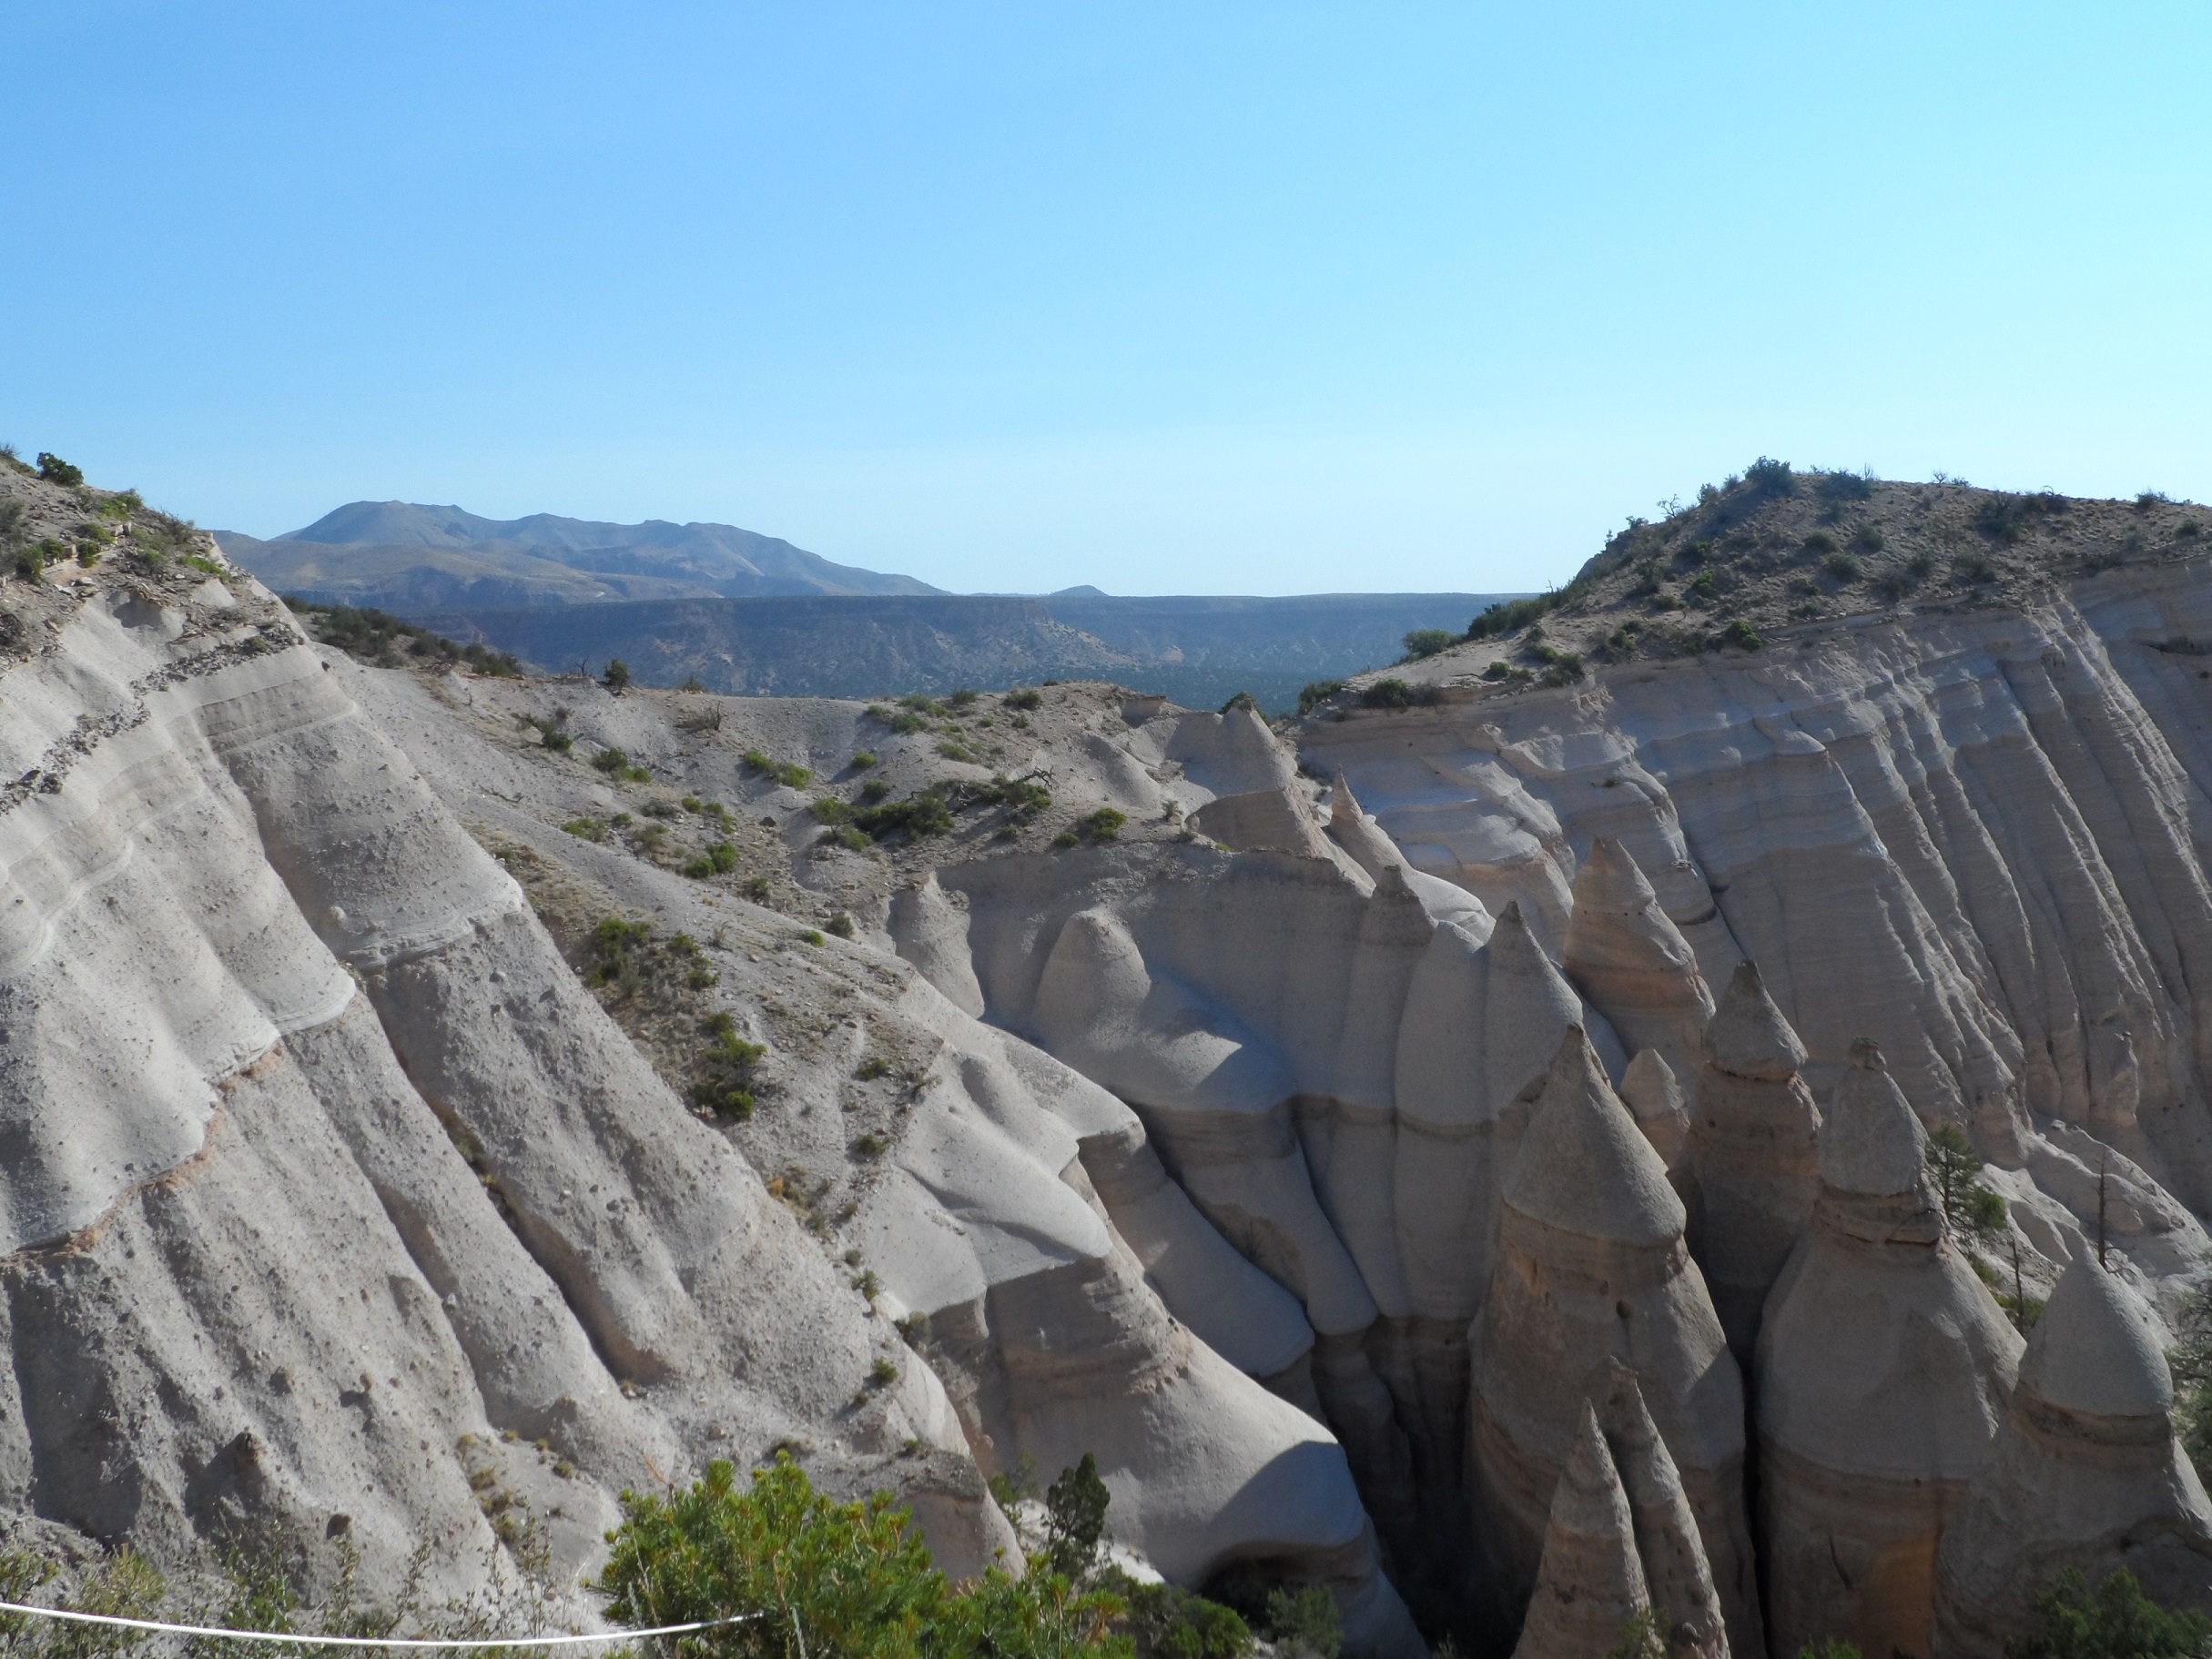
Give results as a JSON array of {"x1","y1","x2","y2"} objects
[{"x1": 5, "y1": 4, "x2": 2209, "y2": 595}]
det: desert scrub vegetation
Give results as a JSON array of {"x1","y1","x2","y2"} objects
[
  {"x1": 743, "y1": 749, "x2": 814, "y2": 788},
  {"x1": 1358, "y1": 678, "x2": 1442, "y2": 710},
  {"x1": 286, "y1": 600, "x2": 523, "y2": 676}
]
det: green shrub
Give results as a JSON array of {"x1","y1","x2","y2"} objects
[
  {"x1": 603, "y1": 658, "x2": 631, "y2": 692},
  {"x1": 593, "y1": 747, "x2": 629, "y2": 774},
  {"x1": 36, "y1": 452, "x2": 83, "y2": 487},
  {"x1": 1400, "y1": 629, "x2": 1455, "y2": 660},
  {"x1": 1802, "y1": 531, "x2": 1840, "y2": 556},
  {"x1": 1815, "y1": 468, "x2": 1874, "y2": 502},
  {"x1": 1261, "y1": 1587, "x2": 1339, "y2": 1659},
  {"x1": 1081, "y1": 808, "x2": 1126, "y2": 842},
  {"x1": 1004, "y1": 687, "x2": 1043, "y2": 710},
  {"x1": 800, "y1": 929, "x2": 827, "y2": 947},
  {"x1": 1743, "y1": 456, "x2": 1794, "y2": 494},
  {"x1": 827, "y1": 912, "x2": 855, "y2": 939},
  {"x1": 811, "y1": 798, "x2": 854, "y2": 824},
  {"x1": 1466, "y1": 596, "x2": 1552, "y2": 640},
  {"x1": 1053, "y1": 831, "x2": 1080, "y2": 848},
  {"x1": 851, "y1": 794, "x2": 955, "y2": 840},
  {"x1": 2011, "y1": 1567, "x2": 2211, "y2": 1659},
  {"x1": 1716, "y1": 619, "x2": 1764, "y2": 652},
  {"x1": 850, "y1": 752, "x2": 877, "y2": 770},
  {"x1": 949, "y1": 688, "x2": 979, "y2": 708},
  {"x1": 563, "y1": 818, "x2": 606, "y2": 842},
  {"x1": 1823, "y1": 551, "x2": 1862, "y2": 582},
  {"x1": 1295, "y1": 681, "x2": 1344, "y2": 716},
  {"x1": 860, "y1": 779, "x2": 891, "y2": 804},
  {"x1": 1954, "y1": 551, "x2": 1999, "y2": 585},
  {"x1": 1218, "y1": 692, "x2": 1258, "y2": 714},
  {"x1": 937, "y1": 741, "x2": 977, "y2": 764},
  {"x1": 1675, "y1": 539, "x2": 1712, "y2": 568},
  {"x1": 1925, "y1": 1124, "x2": 2005, "y2": 1249},
  {"x1": 1359, "y1": 678, "x2": 1441, "y2": 710},
  {"x1": 980, "y1": 775, "x2": 1051, "y2": 822},
  {"x1": 1852, "y1": 522, "x2": 1885, "y2": 552}
]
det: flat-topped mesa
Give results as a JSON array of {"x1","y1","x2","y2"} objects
[
  {"x1": 1600, "y1": 1361, "x2": 1730, "y2": 1659},
  {"x1": 1510, "y1": 1403, "x2": 1650, "y2": 1659},
  {"x1": 1686, "y1": 961, "x2": 1821, "y2": 1366},
  {"x1": 1470, "y1": 1028, "x2": 1759, "y2": 1657},
  {"x1": 1562, "y1": 838, "x2": 1716, "y2": 1080},
  {"x1": 1933, "y1": 1257, "x2": 2212, "y2": 1658},
  {"x1": 1757, "y1": 1041, "x2": 2024, "y2": 1659},
  {"x1": 1621, "y1": 1048, "x2": 1691, "y2": 1179}
]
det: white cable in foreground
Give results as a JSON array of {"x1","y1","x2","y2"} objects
[{"x1": 0, "y1": 1601, "x2": 760, "y2": 1649}]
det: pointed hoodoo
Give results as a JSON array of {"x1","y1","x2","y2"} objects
[
  {"x1": 1757, "y1": 1039, "x2": 2023, "y2": 1659},
  {"x1": 1686, "y1": 960, "x2": 1821, "y2": 1365},
  {"x1": 1504, "y1": 1029, "x2": 1684, "y2": 1248},
  {"x1": 1482, "y1": 901, "x2": 1587, "y2": 1113},
  {"x1": 1933, "y1": 1255, "x2": 2212, "y2": 1658},
  {"x1": 1470, "y1": 1027, "x2": 1760, "y2": 1656},
  {"x1": 1599, "y1": 1361, "x2": 1730, "y2": 1659},
  {"x1": 1511, "y1": 1403, "x2": 1650, "y2": 1659},
  {"x1": 1621, "y1": 1048, "x2": 1691, "y2": 1177},
  {"x1": 1814, "y1": 1037, "x2": 1927, "y2": 1198},
  {"x1": 1562, "y1": 838, "x2": 1716, "y2": 1080}
]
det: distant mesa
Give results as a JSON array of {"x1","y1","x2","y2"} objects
[
  {"x1": 218, "y1": 500, "x2": 945, "y2": 606},
  {"x1": 222, "y1": 501, "x2": 1521, "y2": 713}
]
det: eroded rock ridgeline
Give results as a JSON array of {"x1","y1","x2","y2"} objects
[{"x1": 12, "y1": 455, "x2": 2212, "y2": 1659}]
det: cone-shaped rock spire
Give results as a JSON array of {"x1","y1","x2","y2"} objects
[
  {"x1": 1705, "y1": 960, "x2": 1809, "y2": 1078},
  {"x1": 1622, "y1": 1048, "x2": 1691, "y2": 1177},
  {"x1": 1815, "y1": 1040, "x2": 1927, "y2": 1197},
  {"x1": 1563, "y1": 838, "x2": 1717, "y2": 1080},
  {"x1": 1933, "y1": 1256, "x2": 2212, "y2": 1658},
  {"x1": 2015, "y1": 1248, "x2": 2174, "y2": 1419},
  {"x1": 1758, "y1": 1040, "x2": 2023, "y2": 1659},
  {"x1": 1687, "y1": 960, "x2": 1821, "y2": 1365},
  {"x1": 1505, "y1": 1029, "x2": 1685, "y2": 1247},
  {"x1": 1510, "y1": 1403, "x2": 1650, "y2": 1659},
  {"x1": 1471, "y1": 1028, "x2": 1760, "y2": 1656},
  {"x1": 1600, "y1": 1361, "x2": 1730, "y2": 1659}
]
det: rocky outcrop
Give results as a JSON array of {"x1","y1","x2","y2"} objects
[
  {"x1": 1757, "y1": 1042, "x2": 2023, "y2": 1659},
  {"x1": 1933, "y1": 1257, "x2": 2212, "y2": 1657},
  {"x1": 1468, "y1": 1029, "x2": 1757, "y2": 1654},
  {"x1": 1621, "y1": 1049, "x2": 1690, "y2": 1178},
  {"x1": 1563, "y1": 838, "x2": 1715, "y2": 1081},
  {"x1": 1685, "y1": 963, "x2": 1821, "y2": 1363},
  {"x1": 1510, "y1": 1404, "x2": 1650, "y2": 1659},
  {"x1": 1600, "y1": 1361, "x2": 1729, "y2": 1659}
]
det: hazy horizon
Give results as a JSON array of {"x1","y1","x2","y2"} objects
[{"x1": 6, "y1": 4, "x2": 2209, "y2": 596}]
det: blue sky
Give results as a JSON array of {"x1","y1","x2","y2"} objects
[{"x1": 5, "y1": 4, "x2": 2209, "y2": 595}]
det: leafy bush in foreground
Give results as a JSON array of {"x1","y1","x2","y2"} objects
[{"x1": 599, "y1": 1454, "x2": 1130, "y2": 1659}]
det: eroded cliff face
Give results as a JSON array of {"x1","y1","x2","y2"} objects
[{"x1": 14, "y1": 462, "x2": 2212, "y2": 1659}]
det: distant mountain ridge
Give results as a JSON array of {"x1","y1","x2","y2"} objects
[
  {"x1": 218, "y1": 500, "x2": 944, "y2": 605},
  {"x1": 402, "y1": 589, "x2": 1517, "y2": 713}
]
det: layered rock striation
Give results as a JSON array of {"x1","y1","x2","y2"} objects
[
  {"x1": 1933, "y1": 1256, "x2": 2212, "y2": 1655},
  {"x1": 1756, "y1": 1042, "x2": 2023, "y2": 1659}
]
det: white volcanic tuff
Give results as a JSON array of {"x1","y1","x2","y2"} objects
[
  {"x1": 0, "y1": 604, "x2": 355, "y2": 1254},
  {"x1": 1685, "y1": 963, "x2": 1822, "y2": 1365},
  {"x1": 1508, "y1": 1405, "x2": 1649, "y2": 1659},
  {"x1": 1467, "y1": 1030, "x2": 1758, "y2": 1656},
  {"x1": 1599, "y1": 1362, "x2": 1729, "y2": 1659},
  {"x1": 0, "y1": 595, "x2": 1018, "y2": 1597},
  {"x1": 1562, "y1": 837, "x2": 1716, "y2": 1080},
  {"x1": 340, "y1": 663, "x2": 1420, "y2": 1656},
  {"x1": 1934, "y1": 1257, "x2": 2212, "y2": 1656},
  {"x1": 1305, "y1": 574, "x2": 2212, "y2": 1301},
  {"x1": 1756, "y1": 1046, "x2": 2023, "y2": 1659}
]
